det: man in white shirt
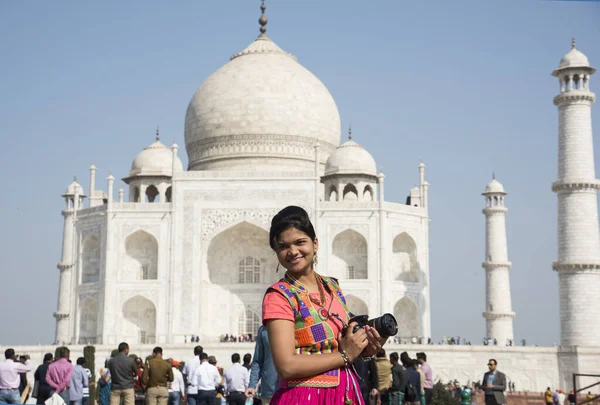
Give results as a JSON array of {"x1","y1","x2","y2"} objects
[
  {"x1": 223, "y1": 354, "x2": 249, "y2": 405},
  {"x1": 167, "y1": 360, "x2": 185, "y2": 405},
  {"x1": 195, "y1": 354, "x2": 221, "y2": 405},
  {"x1": 183, "y1": 346, "x2": 202, "y2": 405}
]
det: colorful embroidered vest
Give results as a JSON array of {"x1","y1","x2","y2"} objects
[{"x1": 267, "y1": 273, "x2": 352, "y2": 388}]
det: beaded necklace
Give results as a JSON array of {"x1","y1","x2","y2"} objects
[{"x1": 285, "y1": 271, "x2": 333, "y2": 321}]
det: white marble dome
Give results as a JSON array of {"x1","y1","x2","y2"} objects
[
  {"x1": 129, "y1": 140, "x2": 183, "y2": 177},
  {"x1": 558, "y1": 47, "x2": 590, "y2": 70},
  {"x1": 64, "y1": 178, "x2": 84, "y2": 196},
  {"x1": 325, "y1": 138, "x2": 377, "y2": 176},
  {"x1": 184, "y1": 34, "x2": 341, "y2": 171},
  {"x1": 484, "y1": 178, "x2": 506, "y2": 194}
]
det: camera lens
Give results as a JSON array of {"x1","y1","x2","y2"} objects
[{"x1": 368, "y1": 313, "x2": 398, "y2": 337}]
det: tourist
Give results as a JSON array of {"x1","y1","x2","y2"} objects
[
  {"x1": 69, "y1": 357, "x2": 89, "y2": 405},
  {"x1": 568, "y1": 390, "x2": 576, "y2": 405},
  {"x1": 83, "y1": 366, "x2": 93, "y2": 405},
  {"x1": 143, "y1": 347, "x2": 174, "y2": 405},
  {"x1": 417, "y1": 352, "x2": 433, "y2": 405},
  {"x1": 262, "y1": 206, "x2": 384, "y2": 404},
  {"x1": 245, "y1": 325, "x2": 278, "y2": 405},
  {"x1": 554, "y1": 389, "x2": 560, "y2": 405},
  {"x1": 242, "y1": 354, "x2": 252, "y2": 371},
  {"x1": 97, "y1": 359, "x2": 112, "y2": 405},
  {"x1": 0, "y1": 349, "x2": 32, "y2": 404},
  {"x1": 194, "y1": 353, "x2": 220, "y2": 405},
  {"x1": 183, "y1": 346, "x2": 203, "y2": 405},
  {"x1": 167, "y1": 360, "x2": 185, "y2": 405},
  {"x1": 559, "y1": 389, "x2": 567, "y2": 405},
  {"x1": 482, "y1": 359, "x2": 506, "y2": 405},
  {"x1": 389, "y1": 352, "x2": 408, "y2": 405},
  {"x1": 108, "y1": 342, "x2": 138, "y2": 405},
  {"x1": 546, "y1": 387, "x2": 554, "y2": 405},
  {"x1": 406, "y1": 359, "x2": 422, "y2": 405},
  {"x1": 33, "y1": 353, "x2": 54, "y2": 404},
  {"x1": 353, "y1": 354, "x2": 378, "y2": 405},
  {"x1": 223, "y1": 353, "x2": 249, "y2": 405},
  {"x1": 375, "y1": 349, "x2": 392, "y2": 404},
  {"x1": 46, "y1": 347, "x2": 73, "y2": 403}
]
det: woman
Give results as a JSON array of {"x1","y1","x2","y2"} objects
[
  {"x1": 97, "y1": 359, "x2": 112, "y2": 405},
  {"x1": 263, "y1": 206, "x2": 386, "y2": 404}
]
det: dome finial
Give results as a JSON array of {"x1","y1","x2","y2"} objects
[
  {"x1": 493, "y1": 172, "x2": 496, "y2": 180},
  {"x1": 259, "y1": 0, "x2": 268, "y2": 35},
  {"x1": 156, "y1": 126, "x2": 160, "y2": 141},
  {"x1": 572, "y1": 37, "x2": 576, "y2": 49},
  {"x1": 348, "y1": 124, "x2": 352, "y2": 140},
  {"x1": 73, "y1": 175, "x2": 78, "y2": 183}
]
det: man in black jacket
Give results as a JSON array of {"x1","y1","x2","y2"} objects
[
  {"x1": 353, "y1": 357, "x2": 378, "y2": 405},
  {"x1": 389, "y1": 352, "x2": 408, "y2": 405},
  {"x1": 33, "y1": 353, "x2": 54, "y2": 404}
]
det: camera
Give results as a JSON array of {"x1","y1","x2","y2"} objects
[{"x1": 349, "y1": 313, "x2": 398, "y2": 338}]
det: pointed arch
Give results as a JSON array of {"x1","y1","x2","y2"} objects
[
  {"x1": 329, "y1": 186, "x2": 338, "y2": 202},
  {"x1": 124, "y1": 230, "x2": 158, "y2": 280},
  {"x1": 345, "y1": 294, "x2": 368, "y2": 316},
  {"x1": 392, "y1": 232, "x2": 418, "y2": 282},
  {"x1": 343, "y1": 184, "x2": 358, "y2": 200},
  {"x1": 123, "y1": 295, "x2": 156, "y2": 344},
  {"x1": 332, "y1": 229, "x2": 368, "y2": 279},
  {"x1": 363, "y1": 185, "x2": 374, "y2": 201},
  {"x1": 166, "y1": 186, "x2": 172, "y2": 202},
  {"x1": 82, "y1": 235, "x2": 101, "y2": 283},
  {"x1": 393, "y1": 297, "x2": 420, "y2": 338},
  {"x1": 79, "y1": 297, "x2": 98, "y2": 344},
  {"x1": 146, "y1": 185, "x2": 159, "y2": 203}
]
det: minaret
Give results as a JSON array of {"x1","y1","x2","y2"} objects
[
  {"x1": 482, "y1": 176, "x2": 515, "y2": 345},
  {"x1": 55, "y1": 177, "x2": 85, "y2": 344},
  {"x1": 552, "y1": 39, "x2": 600, "y2": 346}
]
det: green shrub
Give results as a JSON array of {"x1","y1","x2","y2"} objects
[
  {"x1": 83, "y1": 346, "x2": 96, "y2": 401},
  {"x1": 433, "y1": 381, "x2": 461, "y2": 405}
]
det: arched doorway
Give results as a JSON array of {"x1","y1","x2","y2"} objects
[
  {"x1": 392, "y1": 232, "x2": 418, "y2": 282},
  {"x1": 332, "y1": 229, "x2": 368, "y2": 279},
  {"x1": 123, "y1": 295, "x2": 156, "y2": 344},
  {"x1": 393, "y1": 297, "x2": 420, "y2": 338},
  {"x1": 124, "y1": 230, "x2": 158, "y2": 280}
]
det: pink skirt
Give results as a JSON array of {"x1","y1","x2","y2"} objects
[{"x1": 270, "y1": 367, "x2": 364, "y2": 405}]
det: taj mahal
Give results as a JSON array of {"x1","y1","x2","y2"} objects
[{"x1": 11, "y1": 2, "x2": 599, "y2": 394}]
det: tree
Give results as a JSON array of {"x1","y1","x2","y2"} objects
[
  {"x1": 433, "y1": 381, "x2": 461, "y2": 405},
  {"x1": 83, "y1": 346, "x2": 96, "y2": 402}
]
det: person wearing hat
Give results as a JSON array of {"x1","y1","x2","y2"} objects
[{"x1": 167, "y1": 360, "x2": 185, "y2": 405}]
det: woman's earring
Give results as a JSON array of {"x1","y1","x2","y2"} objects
[
  {"x1": 276, "y1": 263, "x2": 280, "y2": 273},
  {"x1": 313, "y1": 253, "x2": 319, "y2": 266}
]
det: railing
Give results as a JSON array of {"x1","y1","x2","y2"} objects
[{"x1": 573, "y1": 373, "x2": 600, "y2": 405}]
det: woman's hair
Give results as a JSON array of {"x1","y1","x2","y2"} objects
[{"x1": 269, "y1": 206, "x2": 316, "y2": 250}]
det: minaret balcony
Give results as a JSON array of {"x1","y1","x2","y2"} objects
[
  {"x1": 552, "y1": 180, "x2": 600, "y2": 192},
  {"x1": 57, "y1": 262, "x2": 74, "y2": 271},
  {"x1": 53, "y1": 312, "x2": 69, "y2": 320},
  {"x1": 482, "y1": 311, "x2": 515, "y2": 319},
  {"x1": 482, "y1": 261, "x2": 512, "y2": 270},
  {"x1": 552, "y1": 262, "x2": 600, "y2": 272},
  {"x1": 554, "y1": 90, "x2": 595, "y2": 105}
]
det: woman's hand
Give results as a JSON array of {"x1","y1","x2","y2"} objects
[
  {"x1": 361, "y1": 325, "x2": 385, "y2": 357},
  {"x1": 338, "y1": 322, "x2": 369, "y2": 362}
]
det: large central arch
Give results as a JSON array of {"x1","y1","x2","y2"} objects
[
  {"x1": 207, "y1": 221, "x2": 276, "y2": 286},
  {"x1": 122, "y1": 295, "x2": 156, "y2": 344}
]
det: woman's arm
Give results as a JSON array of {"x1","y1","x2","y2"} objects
[{"x1": 266, "y1": 319, "x2": 368, "y2": 380}]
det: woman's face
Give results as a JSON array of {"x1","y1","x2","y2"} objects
[{"x1": 275, "y1": 226, "x2": 318, "y2": 274}]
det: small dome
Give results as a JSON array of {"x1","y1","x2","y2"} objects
[
  {"x1": 64, "y1": 178, "x2": 84, "y2": 196},
  {"x1": 484, "y1": 178, "x2": 506, "y2": 194},
  {"x1": 559, "y1": 48, "x2": 590, "y2": 70},
  {"x1": 325, "y1": 139, "x2": 377, "y2": 176},
  {"x1": 130, "y1": 140, "x2": 184, "y2": 177}
]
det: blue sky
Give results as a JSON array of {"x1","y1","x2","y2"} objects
[{"x1": 0, "y1": 0, "x2": 598, "y2": 346}]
